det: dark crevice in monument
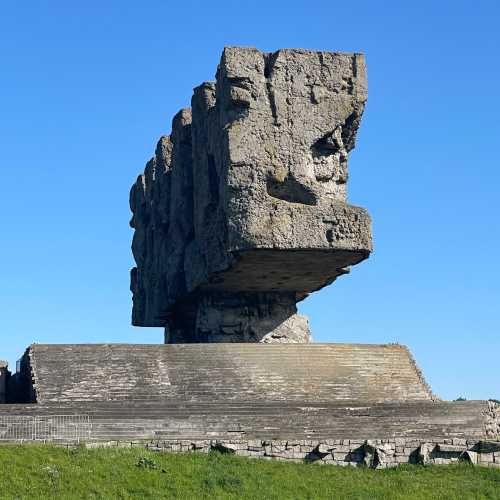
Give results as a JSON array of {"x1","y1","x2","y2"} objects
[
  {"x1": 311, "y1": 111, "x2": 362, "y2": 163},
  {"x1": 263, "y1": 52, "x2": 280, "y2": 126},
  {"x1": 166, "y1": 295, "x2": 199, "y2": 343},
  {"x1": 266, "y1": 175, "x2": 318, "y2": 206},
  {"x1": 206, "y1": 154, "x2": 220, "y2": 207},
  {"x1": 352, "y1": 53, "x2": 359, "y2": 78},
  {"x1": 202, "y1": 153, "x2": 221, "y2": 245},
  {"x1": 312, "y1": 128, "x2": 342, "y2": 157},
  {"x1": 263, "y1": 55, "x2": 272, "y2": 78},
  {"x1": 224, "y1": 77, "x2": 252, "y2": 122},
  {"x1": 341, "y1": 109, "x2": 363, "y2": 152},
  {"x1": 341, "y1": 76, "x2": 354, "y2": 95},
  {"x1": 226, "y1": 76, "x2": 251, "y2": 90},
  {"x1": 225, "y1": 77, "x2": 252, "y2": 99}
]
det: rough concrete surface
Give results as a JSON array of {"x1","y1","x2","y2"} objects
[
  {"x1": 130, "y1": 47, "x2": 372, "y2": 342},
  {"x1": 11, "y1": 343, "x2": 434, "y2": 404}
]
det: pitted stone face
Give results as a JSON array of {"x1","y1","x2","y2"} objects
[
  {"x1": 130, "y1": 47, "x2": 372, "y2": 342},
  {"x1": 218, "y1": 48, "x2": 367, "y2": 205}
]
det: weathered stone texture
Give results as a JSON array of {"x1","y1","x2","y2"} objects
[
  {"x1": 13, "y1": 343, "x2": 434, "y2": 404},
  {"x1": 485, "y1": 399, "x2": 500, "y2": 438},
  {"x1": 2, "y1": 344, "x2": 497, "y2": 469},
  {"x1": 139, "y1": 438, "x2": 500, "y2": 468},
  {"x1": 130, "y1": 47, "x2": 372, "y2": 342},
  {"x1": 82, "y1": 438, "x2": 496, "y2": 468},
  {"x1": 1, "y1": 398, "x2": 498, "y2": 444},
  {"x1": 0, "y1": 404, "x2": 499, "y2": 469}
]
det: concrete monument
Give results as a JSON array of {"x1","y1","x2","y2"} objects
[
  {"x1": 1, "y1": 48, "x2": 497, "y2": 469},
  {"x1": 130, "y1": 47, "x2": 371, "y2": 343}
]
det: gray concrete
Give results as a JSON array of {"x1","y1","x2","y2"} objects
[
  {"x1": 11, "y1": 343, "x2": 435, "y2": 404},
  {"x1": 0, "y1": 401, "x2": 498, "y2": 460},
  {"x1": 129, "y1": 47, "x2": 372, "y2": 342},
  {"x1": 3, "y1": 343, "x2": 498, "y2": 467}
]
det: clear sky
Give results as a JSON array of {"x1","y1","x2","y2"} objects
[{"x1": 1, "y1": 1, "x2": 498, "y2": 400}]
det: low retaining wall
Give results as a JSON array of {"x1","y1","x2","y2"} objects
[{"x1": 88, "y1": 437, "x2": 500, "y2": 469}]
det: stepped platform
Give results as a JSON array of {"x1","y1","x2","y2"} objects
[
  {"x1": 0, "y1": 400, "x2": 495, "y2": 442},
  {"x1": 13, "y1": 343, "x2": 435, "y2": 404},
  {"x1": 2, "y1": 342, "x2": 498, "y2": 467}
]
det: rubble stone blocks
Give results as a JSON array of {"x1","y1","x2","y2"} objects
[
  {"x1": 40, "y1": 438, "x2": 500, "y2": 469},
  {"x1": 129, "y1": 47, "x2": 372, "y2": 342}
]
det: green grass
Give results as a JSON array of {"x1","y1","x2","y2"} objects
[{"x1": 0, "y1": 445, "x2": 499, "y2": 499}]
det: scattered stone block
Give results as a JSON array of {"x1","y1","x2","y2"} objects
[{"x1": 437, "y1": 444, "x2": 467, "y2": 453}]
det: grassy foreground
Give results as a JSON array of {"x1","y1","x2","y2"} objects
[{"x1": 0, "y1": 445, "x2": 499, "y2": 499}]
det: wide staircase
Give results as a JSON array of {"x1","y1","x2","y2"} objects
[
  {"x1": 1, "y1": 343, "x2": 495, "y2": 443},
  {"x1": 0, "y1": 399, "x2": 492, "y2": 441},
  {"x1": 24, "y1": 343, "x2": 435, "y2": 404}
]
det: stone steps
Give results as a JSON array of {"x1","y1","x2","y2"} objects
[
  {"x1": 18, "y1": 343, "x2": 434, "y2": 404},
  {"x1": 0, "y1": 400, "x2": 491, "y2": 441}
]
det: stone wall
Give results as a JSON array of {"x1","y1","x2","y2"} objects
[{"x1": 88, "y1": 437, "x2": 500, "y2": 469}]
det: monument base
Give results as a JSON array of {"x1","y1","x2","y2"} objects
[
  {"x1": 2, "y1": 343, "x2": 498, "y2": 468},
  {"x1": 165, "y1": 293, "x2": 312, "y2": 343}
]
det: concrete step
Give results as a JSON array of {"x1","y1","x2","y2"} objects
[{"x1": 0, "y1": 400, "x2": 492, "y2": 441}]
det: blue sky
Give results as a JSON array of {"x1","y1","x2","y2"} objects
[{"x1": 1, "y1": 1, "x2": 498, "y2": 400}]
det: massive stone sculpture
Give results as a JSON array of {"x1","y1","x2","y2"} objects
[
  {"x1": 1, "y1": 49, "x2": 497, "y2": 465},
  {"x1": 130, "y1": 47, "x2": 372, "y2": 343}
]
